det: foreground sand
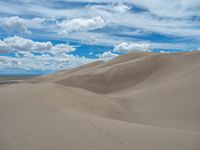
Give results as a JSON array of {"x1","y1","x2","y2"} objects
[{"x1": 1, "y1": 52, "x2": 200, "y2": 150}]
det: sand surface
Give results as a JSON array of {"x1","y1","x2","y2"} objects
[
  {"x1": 1, "y1": 52, "x2": 200, "y2": 150},
  {"x1": 0, "y1": 75, "x2": 36, "y2": 85}
]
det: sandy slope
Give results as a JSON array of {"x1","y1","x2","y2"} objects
[{"x1": 1, "y1": 52, "x2": 200, "y2": 150}]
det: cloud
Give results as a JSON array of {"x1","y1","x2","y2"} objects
[
  {"x1": 0, "y1": 36, "x2": 95, "y2": 73},
  {"x1": 24, "y1": 17, "x2": 46, "y2": 29},
  {"x1": 0, "y1": 36, "x2": 52, "y2": 52},
  {"x1": 114, "y1": 42, "x2": 151, "y2": 52},
  {"x1": 0, "y1": 16, "x2": 31, "y2": 34},
  {"x1": 50, "y1": 44, "x2": 76, "y2": 56},
  {"x1": 0, "y1": 0, "x2": 200, "y2": 74},
  {"x1": 0, "y1": 36, "x2": 75, "y2": 54},
  {"x1": 97, "y1": 51, "x2": 119, "y2": 60},
  {"x1": 0, "y1": 16, "x2": 47, "y2": 34},
  {"x1": 134, "y1": 0, "x2": 200, "y2": 18},
  {"x1": 0, "y1": 54, "x2": 95, "y2": 72},
  {"x1": 0, "y1": 1, "x2": 199, "y2": 45},
  {"x1": 57, "y1": 16, "x2": 106, "y2": 33},
  {"x1": 88, "y1": 4, "x2": 200, "y2": 38},
  {"x1": 113, "y1": 3, "x2": 132, "y2": 13},
  {"x1": 0, "y1": 36, "x2": 94, "y2": 72}
]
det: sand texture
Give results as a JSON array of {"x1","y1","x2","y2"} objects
[{"x1": 1, "y1": 52, "x2": 200, "y2": 150}]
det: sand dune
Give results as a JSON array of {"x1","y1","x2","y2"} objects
[{"x1": 1, "y1": 52, "x2": 200, "y2": 150}]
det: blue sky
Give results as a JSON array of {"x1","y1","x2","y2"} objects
[{"x1": 0, "y1": 0, "x2": 200, "y2": 74}]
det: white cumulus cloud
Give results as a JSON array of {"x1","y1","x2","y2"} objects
[
  {"x1": 57, "y1": 16, "x2": 106, "y2": 33},
  {"x1": 114, "y1": 42, "x2": 151, "y2": 52},
  {"x1": 97, "y1": 51, "x2": 119, "y2": 60},
  {"x1": 0, "y1": 16, "x2": 31, "y2": 34},
  {"x1": 0, "y1": 36, "x2": 75, "y2": 54}
]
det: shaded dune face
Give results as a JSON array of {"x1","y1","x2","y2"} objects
[
  {"x1": 34, "y1": 52, "x2": 162, "y2": 92},
  {"x1": 34, "y1": 51, "x2": 200, "y2": 94},
  {"x1": 1, "y1": 51, "x2": 200, "y2": 150},
  {"x1": 32, "y1": 51, "x2": 200, "y2": 131},
  {"x1": 56, "y1": 56, "x2": 163, "y2": 93}
]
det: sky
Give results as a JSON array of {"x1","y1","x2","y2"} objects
[{"x1": 0, "y1": 0, "x2": 200, "y2": 75}]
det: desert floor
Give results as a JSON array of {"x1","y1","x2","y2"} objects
[{"x1": 1, "y1": 52, "x2": 200, "y2": 150}]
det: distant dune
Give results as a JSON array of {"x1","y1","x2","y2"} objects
[
  {"x1": 0, "y1": 75, "x2": 37, "y2": 85},
  {"x1": 1, "y1": 52, "x2": 200, "y2": 150}
]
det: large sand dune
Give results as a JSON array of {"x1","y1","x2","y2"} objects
[{"x1": 1, "y1": 52, "x2": 200, "y2": 150}]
